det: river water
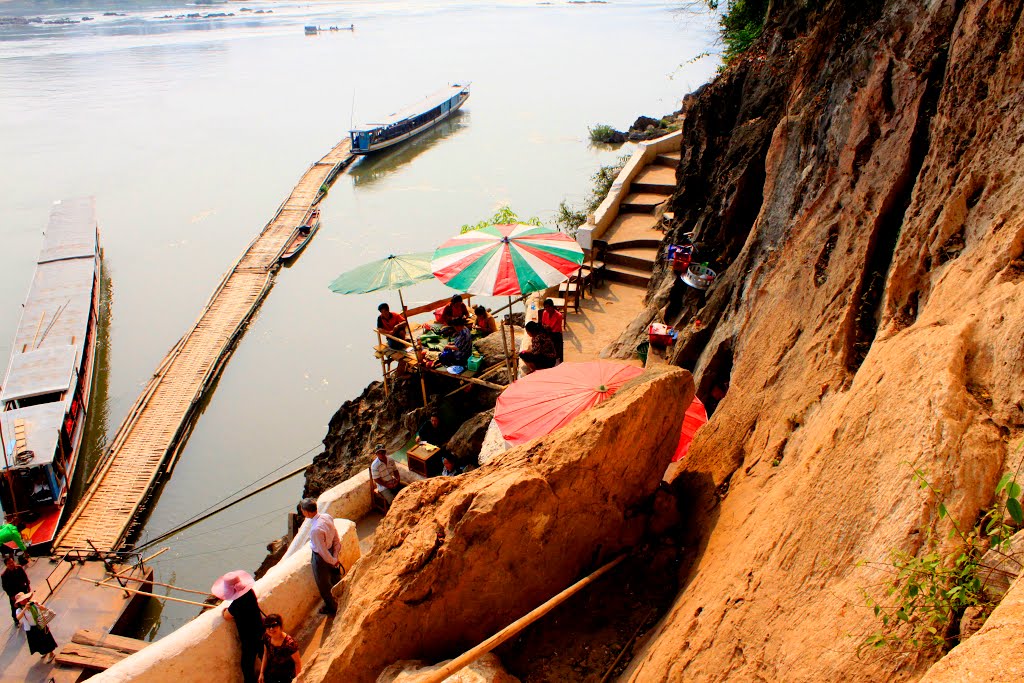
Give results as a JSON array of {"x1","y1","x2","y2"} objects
[{"x1": 0, "y1": 0, "x2": 718, "y2": 638}]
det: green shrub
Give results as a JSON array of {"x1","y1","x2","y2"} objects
[
  {"x1": 588, "y1": 124, "x2": 620, "y2": 144},
  {"x1": 861, "y1": 456, "x2": 1023, "y2": 654},
  {"x1": 555, "y1": 155, "x2": 631, "y2": 237},
  {"x1": 460, "y1": 206, "x2": 542, "y2": 234},
  {"x1": 706, "y1": 0, "x2": 770, "y2": 63}
]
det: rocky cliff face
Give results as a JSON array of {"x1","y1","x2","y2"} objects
[
  {"x1": 623, "y1": 0, "x2": 1024, "y2": 680},
  {"x1": 300, "y1": 367, "x2": 693, "y2": 683}
]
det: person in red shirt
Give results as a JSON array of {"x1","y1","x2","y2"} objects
[
  {"x1": 540, "y1": 298, "x2": 564, "y2": 363},
  {"x1": 376, "y1": 303, "x2": 408, "y2": 350},
  {"x1": 440, "y1": 295, "x2": 470, "y2": 334}
]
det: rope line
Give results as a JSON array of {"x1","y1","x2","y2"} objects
[{"x1": 134, "y1": 443, "x2": 321, "y2": 551}]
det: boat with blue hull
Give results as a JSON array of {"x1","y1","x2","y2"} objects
[{"x1": 349, "y1": 84, "x2": 470, "y2": 154}]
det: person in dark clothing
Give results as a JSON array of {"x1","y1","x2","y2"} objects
[
  {"x1": 416, "y1": 414, "x2": 447, "y2": 446},
  {"x1": 519, "y1": 321, "x2": 557, "y2": 372},
  {"x1": 2, "y1": 555, "x2": 30, "y2": 623},
  {"x1": 214, "y1": 570, "x2": 263, "y2": 683}
]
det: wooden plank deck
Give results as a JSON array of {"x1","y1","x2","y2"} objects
[
  {"x1": 0, "y1": 560, "x2": 149, "y2": 683},
  {"x1": 54, "y1": 138, "x2": 354, "y2": 554}
]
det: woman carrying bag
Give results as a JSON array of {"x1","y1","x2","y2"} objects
[{"x1": 14, "y1": 591, "x2": 58, "y2": 661}]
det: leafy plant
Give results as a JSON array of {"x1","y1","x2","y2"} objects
[
  {"x1": 861, "y1": 454, "x2": 1023, "y2": 654},
  {"x1": 554, "y1": 155, "x2": 631, "y2": 238},
  {"x1": 588, "y1": 123, "x2": 621, "y2": 144},
  {"x1": 704, "y1": 0, "x2": 771, "y2": 64},
  {"x1": 460, "y1": 205, "x2": 542, "y2": 234}
]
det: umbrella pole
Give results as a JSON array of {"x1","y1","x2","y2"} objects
[
  {"x1": 398, "y1": 289, "x2": 428, "y2": 406},
  {"x1": 508, "y1": 295, "x2": 518, "y2": 378},
  {"x1": 499, "y1": 320, "x2": 513, "y2": 383}
]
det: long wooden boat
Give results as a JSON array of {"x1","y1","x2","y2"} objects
[
  {"x1": 279, "y1": 208, "x2": 321, "y2": 262},
  {"x1": 349, "y1": 83, "x2": 470, "y2": 154},
  {"x1": 0, "y1": 198, "x2": 101, "y2": 552}
]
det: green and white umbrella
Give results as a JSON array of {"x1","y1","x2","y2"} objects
[
  {"x1": 431, "y1": 224, "x2": 583, "y2": 296},
  {"x1": 328, "y1": 252, "x2": 435, "y2": 295}
]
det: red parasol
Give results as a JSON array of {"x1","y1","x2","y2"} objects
[
  {"x1": 494, "y1": 361, "x2": 643, "y2": 445},
  {"x1": 672, "y1": 396, "x2": 708, "y2": 461}
]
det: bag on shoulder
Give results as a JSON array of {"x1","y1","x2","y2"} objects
[{"x1": 35, "y1": 603, "x2": 56, "y2": 628}]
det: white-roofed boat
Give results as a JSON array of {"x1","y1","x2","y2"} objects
[
  {"x1": 349, "y1": 83, "x2": 470, "y2": 154},
  {"x1": 0, "y1": 198, "x2": 101, "y2": 552}
]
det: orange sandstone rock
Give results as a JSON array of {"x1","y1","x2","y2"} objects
[
  {"x1": 300, "y1": 366, "x2": 693, "y2": 683},
  {"x1": 621, "y1": 0, "x2": 1024, "y2": 680}
]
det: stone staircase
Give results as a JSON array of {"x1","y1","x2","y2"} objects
[{"x1": 600, "y1": 151, "x2": 679, "y2": 287}]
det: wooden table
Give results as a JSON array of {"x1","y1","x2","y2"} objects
[{"x1": 407, "y1": 442, "x2": 442, "y2": 477}]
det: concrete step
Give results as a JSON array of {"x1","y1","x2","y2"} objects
[
  {"x1": 605, "y1": 246, "x2": 658, "y2": 271},
  {"x1": 604, "y1": 214, "x2": 662, "y2": 246},
  {"x1": 631, "y1": 165, "x2": 676, "y2": 195},
  {"x1": 654, "y1": 151, "x2": 681, "y2": 167},
  {"x1": 605, "y1": 264, "x2": 652, "y2": 288},
  {"x1": 619, "y1": 192, "x2": 668, "y2": 214}
]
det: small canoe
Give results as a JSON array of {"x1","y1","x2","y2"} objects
[{"x1": 279, "y1": 208, "x2": 321, "y2": 262}]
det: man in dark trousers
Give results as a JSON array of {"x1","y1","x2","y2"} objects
[
  {"x1": 299, "y1": 498, "x2": 343, "y2": 615},
  {"x1": 2, "y1": 555, "x2": 30, "y2": 624}
]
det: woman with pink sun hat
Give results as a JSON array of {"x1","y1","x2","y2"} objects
[{"x1": 213, "y1": 570, "x2": 263, "y2": 683}]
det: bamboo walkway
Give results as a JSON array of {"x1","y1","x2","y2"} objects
[{"x1": 54, "y1": 140, "x2": 354, "y2": 554}]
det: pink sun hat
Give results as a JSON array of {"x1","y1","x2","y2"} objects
[{"x1": 211, "y1": 570, "x2": 255, "y2": 601}]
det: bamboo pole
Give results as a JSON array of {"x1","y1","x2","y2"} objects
[
  {"x1": 498, "y1": 320, "x2": 512, "y2": 383},
  {"x1": 77, "y1": 578, "x2": 215, "y2": 609},
  {"x1": 398, "y1": 289, "x2": 428, "y2": 407},
  {"x1": 101, "y1": 575, "x2": 213, "y2": 598},
  {"x1": 411, "y1": 555, "x2": 627, "y2": 683},
  {"x1": 110, "y1": 547, "x2": 170, "y2": 579}
]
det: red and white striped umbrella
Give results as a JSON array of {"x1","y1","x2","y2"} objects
[{"x1": 431, "y1": 223, "x2": 584, "y2": 296}]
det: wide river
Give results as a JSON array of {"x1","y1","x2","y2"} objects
[{"x1": 0, "y1": 0, "x2": 718, "y2": 638}]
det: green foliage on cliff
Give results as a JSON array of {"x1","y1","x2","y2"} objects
[
  {"x1": 555, "y1": 155, "x2": 630, "y2": 238},
  {"x1": 706, "y1": 0, "x2": 771, "y2": 63},
  {"x1": 860, "y1": 455, "x2": 1023, "y2": 653}
]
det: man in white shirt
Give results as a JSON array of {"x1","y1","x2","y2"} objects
[
  {"x1": 369, "y1": 444, "x2": 403, "y2": 507},
  {"x1": 299, "y1": 498, "x2": 342, "y2": 615}
]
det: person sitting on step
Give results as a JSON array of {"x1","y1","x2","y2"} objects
[{"x1": 369, "y1": 444, "x2": 403, "y2": 507}]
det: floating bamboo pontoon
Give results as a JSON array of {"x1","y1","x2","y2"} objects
[{"x1": 54, "y1": 139, "x2": 354, "y2": 555}]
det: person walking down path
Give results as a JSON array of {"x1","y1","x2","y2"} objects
[
  {"x1": 260, "y1": 613, "x2": 302, "y2": 683},
  {"x1": 2, "y1": 555, "x2": 30, "y2": 623},
  {"x1": 214, "y1": 570, "x2": 264, "y2": 683},
  {"x1": 299, "y1": 498, "x2": 343, "y2": 615},
  {"x1": 14, "y1": 591, "x2": 57, "y2": 662}
]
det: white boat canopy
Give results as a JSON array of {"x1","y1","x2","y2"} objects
[
  {"x1": 1, "y1": 346, "x2": 78, "y2": 404},
  {"x1": 350, "y1": 84, "x2": 468, "y2": 133},
  {"x1": 0, "y1": 403, "x2": 65, "y2": 469}
]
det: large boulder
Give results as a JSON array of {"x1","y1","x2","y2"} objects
[
  {"x1": 475, "y1": 327, "x2": 522, "y2": 371},
  {"x1": 445, "y1": 408, "x2": 493, "y2": 464},
  {"x1": 300, "y1": 366, "x2": 693, "y2": 683}
]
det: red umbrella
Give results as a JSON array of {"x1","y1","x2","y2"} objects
[
  {"x1": 672, "y1": 396, "x2": 708, "y2": 461},
  {"x1": 494, "y1": 361, "x2": 643, "y2": 445}
]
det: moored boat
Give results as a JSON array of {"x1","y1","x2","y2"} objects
[
  {"x1": 349, "y1": 83, "x2": 470, "y2": 154},
  {"x1": 0, "y1": 199, "x2": 101, "y2": 553},
  {"x1": 279, "y1": 208, "x2": 321, "y2": 262}
]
